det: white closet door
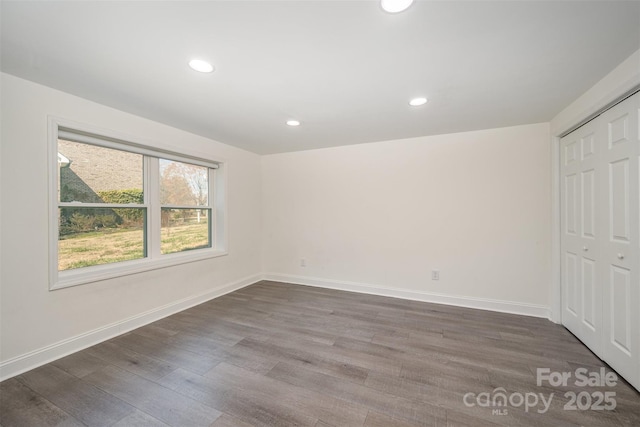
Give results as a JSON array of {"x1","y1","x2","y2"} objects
[
  {"x1": 560, "y1": 92, "x2": 640, "y2": 391},
  {"x1": 560, "y1": 120, "x2": 602, "y2": 356},
  {"x1": 600, "y1": 92, "x2": 640, "y2": 390}
]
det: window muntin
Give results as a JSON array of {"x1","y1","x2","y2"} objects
[{"x1": 51, "y1": 122, "x2": 224, "y2": 289}]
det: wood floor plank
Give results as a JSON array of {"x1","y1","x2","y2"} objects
[
  {"x1": 264, "y1": 333, "x2": 403, "y2": 377},
  {"x1": 0, "y1": 378, "x2": 85, "y2": 427},
  {"x1": 111, "y1": 332, "x2": 221, "y2": 375},
  {"x1": 110, "y1": 409, "x2": 169, "y2": 426},
  {"x1": 51, "y1": 350, "x2": 111, "y2": 379},
  {"x1": 208, "y1": 362, "x2": 369, "y2": 427},
  {"x1": 158, "y1": 366, "x2": 320, "y2": 426},
  {"x1": 209, "y1": 413, "x2": 257, "y2": 427},
  {"x1": 153, "y1": 316, "x2": 248, "y2": 346},
  {"x1": 129, "y1": 324, "x2": 180, "y2": 341},
  {"x1": 17, "y1": 365, "x2": 135, "y2": 427},
  {"x1": 364, "y1": 369, "x2": 466, "y2": 411},
  {"x1": 231, "y1": 337, "x2": 371, "y2": 383},
  {"x1": 83, "y1": 365, "x2": 222, "y2": 427},
  {"x1": 86, "y1": 340, "x2": 177, "y2": 381},
  {"x1": 363, "y1": 410, "x2": 431, "y2": 427},
  {"x1": 266, "y1": 361, "x2": 445, "y2": 426},
  {"x1": 442, "y1": 407, "x2": 504, "y2": 427}
]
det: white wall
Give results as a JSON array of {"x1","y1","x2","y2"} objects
[
  {"x1": 0, "y1": 74, "x2": 262, "y2": 378},
  {"x1": 262, "y1": 123, "x2": 552, "y2": 316}
]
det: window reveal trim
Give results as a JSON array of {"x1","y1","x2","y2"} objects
[{"x1": 48, "y1": 117, "x2": 228, "y2": 290}]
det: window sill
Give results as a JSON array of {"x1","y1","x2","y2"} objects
[{"x1": 51, "y1": 249, "x2": 228, "y2": 290}]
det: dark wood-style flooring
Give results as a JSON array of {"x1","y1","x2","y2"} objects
[{"x1": 1, "y1": 281, "x2": 639, "y2": 426}]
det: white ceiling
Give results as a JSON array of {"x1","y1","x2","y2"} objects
[{"x1": 2, "y1": 1, "x2": 639, "y2": 154}]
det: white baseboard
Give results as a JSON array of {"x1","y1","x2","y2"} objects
[
  {"x1": 0, "y1": 273, "x2": 262, "y2": 382},
  {"x1": 263, "y1": 273, "x2": 552, "y2": 319}
]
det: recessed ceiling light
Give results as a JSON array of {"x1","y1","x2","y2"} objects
[
  {"x1": 409, "y1": 97, "x2": 428, "y2": 107},
  {"x1": 286, "y1": 120, "x2": 301, "y2": 127},
  {"x1": 188, "y1": 59, "x2": 214, "y2": 73},
  {"x1": 381, "y1": 0, "x2": 414, "y2": 13}
]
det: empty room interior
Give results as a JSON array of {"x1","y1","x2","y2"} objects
[{"x1": 1, "y1": 0, "x2": 640, "y2": 426}]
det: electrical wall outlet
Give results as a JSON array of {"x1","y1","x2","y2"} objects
[
  {"x1": 432, "y1": 270, "x2": 440, "y2": 280},
  {"x1": 300, "y1": 258, "x2": 306, "y2": 267}
]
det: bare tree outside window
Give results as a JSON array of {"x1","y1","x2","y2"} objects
[{"x1": 159, "y1": 159, "x2": 212, "y2": 254}]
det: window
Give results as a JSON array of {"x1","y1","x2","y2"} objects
[
  {"x1": 58, "y1": 141, "x2": 147, "y2": 270},
  {"x1": 49, "y1": 119, "x2": 226, "y2": 289}
]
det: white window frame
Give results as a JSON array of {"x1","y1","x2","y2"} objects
[{"x1": 48, "y1": 117, "x2": 228, "y2": 290}]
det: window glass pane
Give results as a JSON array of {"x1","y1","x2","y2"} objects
[
  {"x1": 58, "y1": 140, "x2": 143, "y2": 203},
  {"x1": 58, "y1": 207, "x2": 146, "y2": 270},
  {"x1": 159, "y1": 159, "x2": 208, "y2": 206},
  {"x1": 161, "y1": 208, "x2": 211, "y2": 254}
]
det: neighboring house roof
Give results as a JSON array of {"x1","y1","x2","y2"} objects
[{"x1": 58, "y1": 141, "x2": 143, "y2": 193}]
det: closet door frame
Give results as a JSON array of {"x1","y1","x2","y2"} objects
[{"x1": 552, "y1": 85, "x2": 640, "y2": 393}]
